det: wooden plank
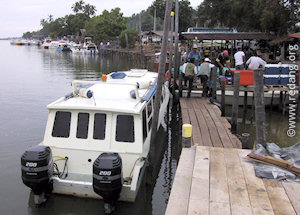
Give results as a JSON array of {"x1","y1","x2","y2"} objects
[
  {"x1": 263, "y1": 180, "x2": 296, "y2": 215},
  {"x1": 188, "y1": 146, "x2": 210, "y2": 215},
  {"x1": 237, "y1": 149, "x2": 275, "y2": 215},
  {"x1": 181, "y1": 108, "x2": 190, "y2": 124},
  {"x1": 165, "y1": 147, "x2": 196, "y2": 215},
  {"x1": 188, "y1": 108, "x2": 203, "y2": 146},
  {"x1": 200, "y1": 103, "x2": 223, "y2": 148},
  {"x1": 209, "y1": 147, "x2": 230, "y2": 214},
  {"x1": 194, "y1": 108, "x2": 213, "y2": 147},
  {"x1": 224, "y1": 148, "x2": 253, "y2": 215},
  {"x1": 180, "y1": 98, "x2": 188, "y2": 110},
  {"x1": 282, "y1": 182, "x2": 300, "y2": 215},
  {"x1": 205, "y1": 104, "x2": 234, "y2": 148}
]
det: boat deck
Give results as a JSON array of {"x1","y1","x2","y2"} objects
[
  {"x1": 180, "y1": 97, "x2": 241, "y2": 148},
  {"x1": 166, "y1": 146, "x2": 300, "y2": 215}
]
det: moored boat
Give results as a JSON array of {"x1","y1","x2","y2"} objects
[{"x1": 21, "y1": 69, "x2": 170, "y2": 213}]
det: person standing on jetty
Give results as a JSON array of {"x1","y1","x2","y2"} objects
[
  {"x1": 198, "y1": 58, "x2": 215, "y2": 97},
  {"x1": 234, "y1": 47, "x2": 245, "y2": 69},
  {"x1": 246, "y1": 51, "x2": 267, "y2": 70},
  {"x1": 215, "y1": 50, "x2": 230, "y2": 75},
  {"x1": 183, "y1": 58, "x2": 198, "y2": 98},
  {"x1": 188, "y1": 44, "x2": 200, "y2": 67}
]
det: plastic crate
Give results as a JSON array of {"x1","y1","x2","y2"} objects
[
  {"x1": 233, "y1": 70, "x2": 254, "y2": 85},
  {"x1": 280, "y1": 75, "x2": 289, "y2": 85}
]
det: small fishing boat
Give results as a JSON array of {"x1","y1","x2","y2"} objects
[{"x1": 21, "y1": 69, "x2": 169, "y2": 213}]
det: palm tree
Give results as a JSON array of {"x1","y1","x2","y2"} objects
[
  {"x1": 48, "y1": 14, "x2": 54, "y2": 22},
  {"x1": 83, "y1": 4, "x2": 97, "y2": 17},
  {"x1": 72, "y1": 0, "x2": 85, "y2": 14},
  {"x1": 40, "y1": 18, "x2": 47, "y2": 27}
]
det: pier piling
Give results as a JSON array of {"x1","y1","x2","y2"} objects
[
  {"x1": 254, "y1": 69, "x2": 266, "y2": 147},
  {"x1": 231, "y1": 72, "x2": 240, "y2": 134}
]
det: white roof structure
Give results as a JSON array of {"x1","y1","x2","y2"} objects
[{"x1": 47, "y1": 69, "x2": 158, "y2": 114}]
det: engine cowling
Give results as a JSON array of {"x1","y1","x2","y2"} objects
[
  {"x1": 93, "y1": 153, "x2": 122, "y2": 205},
  {"x1": 21, "y1": 145, "x2": 53, "y2": 195}
]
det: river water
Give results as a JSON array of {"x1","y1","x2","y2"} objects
[{"x1": 0, "y1": 40, "x2": 180, "y2": 215}]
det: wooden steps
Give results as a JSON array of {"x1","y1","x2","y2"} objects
[{"x1": 165, "y1": 146, "x2": 300, "y2": 215}]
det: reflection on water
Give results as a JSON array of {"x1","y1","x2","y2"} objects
[
  {"x1": 0, "y1": 41, "x2": 180, "y2": 215},
  {"x1": 225, "y1": 105, "x2": 300, "y2": 148}
]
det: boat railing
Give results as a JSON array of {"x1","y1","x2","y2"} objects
[{"x1": 72, "y1": 80, "x2": 141, "y2": 100}]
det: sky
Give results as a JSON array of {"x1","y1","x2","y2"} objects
[{"x1": 0, "y1": 0, "x2": 200, "y2": 38}]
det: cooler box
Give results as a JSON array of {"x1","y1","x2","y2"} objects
[
  {"x1": 280, "y1": 75, "x2": 289, "y2": 85},
  {"x1": 233, "y1": 70, "x2": 254, "y2": 85},
  {"x1": 264, "y1": 64, "x2": 281, "y2": 74},
  {"x1": 281, "y1": 64, "x2": 290, "y2": 75},
  {"x1": 264, "y1": 75, "x2": 280, "y2": 85}
]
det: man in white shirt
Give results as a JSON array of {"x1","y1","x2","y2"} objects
[
  {"x1": 234, "y1": 47, "x2": 245, "y2": 69},
  {"x1": 246, "y1": 52, "x2": 267, "y2": 70}
]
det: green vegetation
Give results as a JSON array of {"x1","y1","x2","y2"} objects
[
  {"x1": 22, "y1": 0, "x2": 299, "y2": 44},
  {"x1": 119, "y1": 29, "x2": 139, "y2": 48}
]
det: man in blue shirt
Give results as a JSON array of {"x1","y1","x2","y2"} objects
[{"x1": 188, "y1": 44, "x2": 200, "y2": 67}]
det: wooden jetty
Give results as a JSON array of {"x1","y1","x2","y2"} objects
[
  {"x1": 166, "y1": 97, "x2": 300, "y2": 214},
  {"x1": 180, "y1": 97, "x2": 242, "y2": 148},
  {"x1": 165, "y1": 146, "x2": 300, "y2": 215}
]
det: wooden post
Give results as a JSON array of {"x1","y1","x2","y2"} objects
[
  {"x1": 243, "y1": 90, "x2": 248, "y2": 123},
  {"x1": 174, "y1": 0, "x2": 180, "y2": 97},
  {"x1": 168, "y1": 12, "x2": 174, "y2": 90},
  {"x1": 211, "y1": 66, "x2": 217, "y2": 100},
  {"x1": 270, "y1": 90, "x2": 274, "y2": 111},
  {"x1": 231, "y1": 72, "x2": 240, "y2": 134},
  {"x1": 254, "y1": 69, "x2": 266, "y2": 147},
  {"x1": 149, "y1": 0, "x2": 173, "y2": 184},
  {"x1": 221, "y1": 79, "x2": 226, "y2": 116}
]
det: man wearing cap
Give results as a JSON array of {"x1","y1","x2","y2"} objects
[
  {"x1": 215, "y1": 50, "x2": 230, "y2": 75},
  {"x1": 188, "y1": 44, "x2": 200, "y2": 67},
  {"x1": 198, "y1": 58, "x2": 215, "y2": 97},
  {"x1": 234, "y1": 47, "x2": 245, "y2": 69}
]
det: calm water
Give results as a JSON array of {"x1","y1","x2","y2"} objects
[{"x1": 0, "y1": 40, "x2": 180, "y2": 215}]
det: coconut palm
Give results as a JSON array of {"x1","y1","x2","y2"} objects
[
  {"x1": 72, "y1": 0, "x2": 85, "y2": 13},
  {"x1": 83, "y1": 4, "x2": 97, "y2": 17}
]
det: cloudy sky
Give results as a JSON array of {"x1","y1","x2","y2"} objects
[{"x1": 0, "y1": 0, "x2": 200, "y2": 38}]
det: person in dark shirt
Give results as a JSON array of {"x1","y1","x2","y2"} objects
[{"x1": 215, "y1": 50, "x2": 230, "y2": 75}]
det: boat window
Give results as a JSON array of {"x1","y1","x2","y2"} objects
[
  {"x1": 116, "y1": 115, "x2": 135, "y2": 142},
  {"x1": 52, "y1": 111, "x2": 71, "y2": 138},
  {"x1": 147, "y1": 100, "x2": 153, "y2": 117},
  {"x1": 76, "y1": 113, "x2": 89, "y2": 139},
  {"x1": 142, "y1": 109, "x2": 147, "y2": 141},
  {"x1": 93, "y1": 113, "x2": 106, "y2": 140}
]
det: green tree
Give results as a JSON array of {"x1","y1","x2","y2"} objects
[
  {"x1": 196, "y1": 0, "x2": 296, "y2": 35},
  {"x1": 119, "y1": 29, "x2": 139, "y2": 48},
  {"x1": 85, "y1": 8, "x2": 127, "y2": 43},
  {"x1": 83, "y1": 4, "x2": 97, "y2": 17}
]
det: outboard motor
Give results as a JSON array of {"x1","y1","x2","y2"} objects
[
  {"x1": 93, "y1": 153, "x2": 122, "y2": 214},
  {"x1": 21, "y1": 145, "x2": 53, "y2": 205}
]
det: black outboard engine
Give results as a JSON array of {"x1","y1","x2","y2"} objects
[
  {"x1": 21, "y1": 145, "x2": 53, "y2": 205},
  {"x1": 93, "y1": 153, "x2": 122, "y2": 214}
]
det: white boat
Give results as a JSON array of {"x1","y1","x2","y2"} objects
[
  {"x1": 41, "y1": 38, "x2": 52, "y2": 49},
  {"x1": 21, "y1": 69, "x2": 170, "y2": 212},
  {"x1": 83, "y1": 37, "x2": 98, "y2": 54},
  {"x1": 71, "y1": 44, "x2": 84, "y2": 55}
]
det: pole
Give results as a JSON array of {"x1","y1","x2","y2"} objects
[
  {"x1": 174, "y1": 0, "x2": 180, "y2": 97},
  {"x1": 231, "y1": 72, "x2": 240, "y2": 134},
  {"x1": 149, "y1": 0, "x2": 173, "y2": 184},
  {"x1": 221, "y1": 79, "x2": 226, "y2": 117},
  {"x1": 154, "y1": 7, "x2": 157, "y2": 32},
  {"x1": 211, "y1": 66, "x2": 217, "y2": 100},
  {"x1": 254, "y1": 69, "x2": 266, "y2": 147},
  {"x1": 168, "y1": 12, "x2": 174, "y2": 90}
]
